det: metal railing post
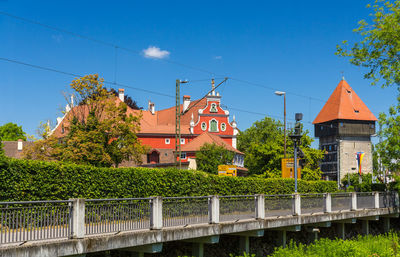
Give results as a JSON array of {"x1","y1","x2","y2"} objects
[
  {"x1": 150, "y1": 196, "x2": 163, "y2": 230},
  {"x1": 255, "y1": 194, "x2": 265, "y2": 219},
  {"x1": 208, "y1": 195, "x2": 220, "y2": 224},
  {"x1": 324, "y1": 193, "x2": 332, "y2": 213},
  {"x1": 70, "y1": 198, "x2": 85, "y2": 239},
  {"x1": 374, "y1": 192, "x2": 380, "y2": 209},
  {"x1": 292, "y1": 194, "x2": 301, "y2": 216},
  {"x1": 351, "y1": 192, "x2": 357, "y2": 211}
]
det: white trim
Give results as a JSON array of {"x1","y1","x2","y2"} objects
[
  {"x1": 165, "y1": 138, "x2": 171, "y2": 145},
  {"x1": 209, "y1": 119, "x2": 219, "y2": 132},
  {"x1": 201, "y1": 122, "x2": 207, "y2": 131},
  {"x1": 180, "y1": 138, "x2": 185, "y2": 144}
]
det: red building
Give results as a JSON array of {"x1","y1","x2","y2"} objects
[{"x1": 52, "y1": 83, "x2": 244, "y2": 170}]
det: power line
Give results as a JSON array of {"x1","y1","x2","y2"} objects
[
  {"x1": 0, "y1": 10, "x2": 349, "y2": 105},
  {"x1": 0, "y1": 57, "x2": 175, "y2": 99}
]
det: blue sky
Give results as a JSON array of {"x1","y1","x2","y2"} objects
[{"x1": 0, "y1": 1, "x2": 397, "y2": 146}]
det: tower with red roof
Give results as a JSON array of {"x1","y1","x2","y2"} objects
[{"x1": 313, "y1": 78, "x2": 377, "y2": 182}]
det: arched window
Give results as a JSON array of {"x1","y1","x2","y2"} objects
[
  {"x1": 209, "y1": 119, "x2": 218, "y2": 132},
  {"x1": 201, "y1": 122, "x2": 207, "y2": 131}
]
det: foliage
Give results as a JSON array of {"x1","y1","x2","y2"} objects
[
  {"x1": 110, "y1": 88, "x2": 142, "y2": 110},
  {"x1": 342, "y1": 173, "x2": 386, "y2": 191},
  {"x1": 23, "y1": 74, "x2": 147, "y2": 167},
  {"x1": 336, "y1": 0, "x2": 400, "y2": 88},
  {"x1": 196, "y1": 143, "x2": 235, "y2": 174},
  {"x1": 375, "y1": 90, "x2": 400, "y2": 172},
  {"x1": 269, "y1": 233, "x2": 400, "y2": 257},
  {"x1": 0, "y1": 122, "x2": 27, "y2": 141},
  {"x1": 0, "y1": 158, "x2": 337, "y2": 201},
  {"x1": 237, "y1": 117, "x2": 324, "y2": 178}
]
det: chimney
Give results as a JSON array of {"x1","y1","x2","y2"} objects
[
  {"x1": 183, "y1": 95, "x2": 191, "y2": 113},
  {"x1": 148, "y1": 100, "x2": 155, "y2": 115},
  {"x1": 118, "y1": 88, "x2": 125, "y2": 102},
  {"x1": 17, "y1": 139, "x2": 23, "y2": 151}
]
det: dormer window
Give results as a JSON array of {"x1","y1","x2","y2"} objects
[{"x1": 210, "y1": 103, "x2": 218, "y2": 113}]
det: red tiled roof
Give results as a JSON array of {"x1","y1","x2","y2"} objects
[
  {"x1": 129, "y1": 98, "x2": 207, "y2": 134},
  {"x1": 180, "y1": 132, "x2": 243, "y2": 154},
  {"x1": 313, "y1": 79, "x2": 377, "y2": 124},
  {"x1": 53, "y1": 96, "x2": 209, "y2": 136}
]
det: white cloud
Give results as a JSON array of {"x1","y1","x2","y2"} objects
[
  {"x1": 142, "y1": 46, "x2": 170, "y2": 59},
  {"x1": 51, "y1": 34, "x2": 63, "y2": 43},
  {"x1": 214, "y1": 56, "x2": 222, "y2": 60}
]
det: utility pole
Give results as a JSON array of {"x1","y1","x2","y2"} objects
[
  {"x1": 175, "y1": 79, "x2": 182, "y2": 169},
  {"x1": 175, "y1": 78, "x2": 228, "y2": 169}
]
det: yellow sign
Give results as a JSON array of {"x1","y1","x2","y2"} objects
[
  {"x1": 281, "y1": 158, "x2": 301, "y2": 179},
  {"x1": 218, "y1": 165, "x2": 237, "y2": 177}
]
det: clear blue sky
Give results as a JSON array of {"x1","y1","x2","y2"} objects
[{"x1": 0, "y1": 1, "x2": 397, "y2": 147}]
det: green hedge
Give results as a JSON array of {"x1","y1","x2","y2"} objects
[{"x1": 0, "y1": 158, "x2": 337, "y2": 201}]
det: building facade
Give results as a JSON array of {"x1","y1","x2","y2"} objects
[
  {"x1": 313, "y1": 78, "x2": 377, "y2": 181},
  {"x1": 52, "y1": 81, "x2": 243, "y2": 169}
]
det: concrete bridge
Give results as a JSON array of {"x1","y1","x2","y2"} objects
[{"x1": 0, "y1": 192, "x2": 398, "y2": 257}]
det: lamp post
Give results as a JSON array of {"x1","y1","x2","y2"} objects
[{"x1": 275, "y1": 91, "x2": 286, "y2": 158}]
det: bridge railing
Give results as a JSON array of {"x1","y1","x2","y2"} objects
[
  {"x1": 0, "y1": 192, "x2": 398, "y2": 244},
  {"x1": 0, "y1": 200, "x2": 72, "y2": 244},
  {"x1": 162, "y1": 196, "x2": 209, "y2": 227},
  {"x1": 85, "y1": 198, "x2": 151, "y2": 235}
]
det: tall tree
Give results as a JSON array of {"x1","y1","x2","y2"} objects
[
  {"x1": 24, "y1": 74, "x2": 147, "y2": 167},
  {"x1": 196, "y1": 143, "x2": 235, "y2": 174},
  {"x1": 0, "y1": 123, "x2": 27, "y2": 141},
  {"x1": 376, "y1": 90, "x2": 400, "y2": 171},
  {"x1": 237, "y1": 117, "x2": 323, "y2": 178},
  {"x1": 336, "y1": 0, "x2": 400, "y2": 87}
]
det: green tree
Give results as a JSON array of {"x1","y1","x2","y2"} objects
[
  {"x1": 237, "y1": 117, "x2": 324, "y2": 178},
  {"x1": 24, "y1": 74, "x2": 147, "y2": 167},
  {"x1": 336, "y1": 0, "x2": 400, "y2": 87},
  {"x1": 196, "y1": 143, "x2": 235, "y2": 174},
  {"x1": 0, "y1": 123, "x2": 27, "y2": 141},
  {"x1": 375, "y1": 90, "x2": 400, "y2": 172}
]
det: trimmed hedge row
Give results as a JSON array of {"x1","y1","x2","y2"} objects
[{"x1": 0, "y1": 158, "x2": 337, "y2": 201}]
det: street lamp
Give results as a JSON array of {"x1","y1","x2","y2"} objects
[{"x1": 275, "y1": 91, "x2": 286, "y2": 158}]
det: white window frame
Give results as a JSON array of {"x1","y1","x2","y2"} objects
[
  {"x1": 201, "y1": 122, "x2": 207, "y2": 131},
  {"x1": 180, "y1": 138, "x2": 185, "y2": 144},
  {"x1": 165, "y1": 138, "x2": 170, "y2": 144},
  {"x1": 210, "y1": 103, "x2": 218, "y2": 113},
  {"x1": 209, "y1": 119, "x2": 219, "y2": 132}
]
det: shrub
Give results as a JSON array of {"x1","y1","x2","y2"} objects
[
  {"x1": 0, "y1": 158, "x2": 337, "y2": 201},
  {"x1": 269, "y1": 233, "x2": 400, "y2": 257}
]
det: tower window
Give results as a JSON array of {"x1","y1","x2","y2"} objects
[{"x1": 201, "y1": 122, "x2": 207, "y2": 131}]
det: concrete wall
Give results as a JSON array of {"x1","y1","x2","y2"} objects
[{"x1": 339, "y1": 136, "x2": 372, "y2": 180}]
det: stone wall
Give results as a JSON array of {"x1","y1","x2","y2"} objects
[{"x1": 339, "y1": 136, "x2": 372, "y2": 180}]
